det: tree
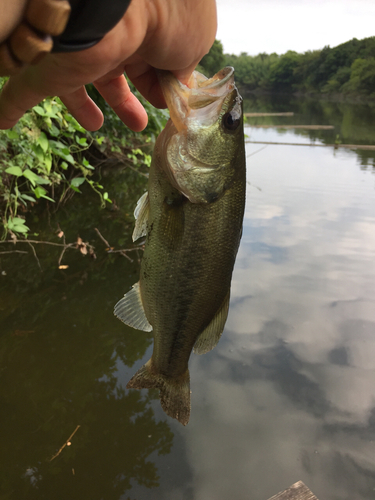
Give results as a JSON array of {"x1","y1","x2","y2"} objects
[
  {"x1": 342, "y1": 57, "x2": 375, "y2": 95},
  {"x1": 199, "y1": 39, "x2": 225, "y2": 76},
  {"x1": 269, "y1": 51, "x2": 300, "y2": 92}
]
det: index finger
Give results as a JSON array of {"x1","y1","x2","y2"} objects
[
  {"x1": 0, "y1": 76, "x2": 41, "y2": 129},
  {"x1": 94, "y1": 73, "x2": 148, "y2": 132}
]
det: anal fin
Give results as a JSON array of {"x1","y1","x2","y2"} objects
[{"x1": 193, "y1": 290, "x2": 230, "y2": 355}]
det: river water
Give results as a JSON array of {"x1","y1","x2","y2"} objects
[{"x1": 0, "y1": 97, "x2": 375, "y2": 500}]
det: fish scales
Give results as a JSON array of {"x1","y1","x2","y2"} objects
[
  {"x1": 143, "y1": 151, "x2": 244, "y2": 375},
  {"x1": 114, "y1": 67, "x2": 246, "y2": 425}
]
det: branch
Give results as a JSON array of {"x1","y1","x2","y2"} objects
[{"x1": 49, "y1": 425, "x2": 80, "y2": 462}]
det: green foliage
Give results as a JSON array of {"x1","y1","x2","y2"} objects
[
  {"x1": 341, "y1": 57, "x2": 375, "y2": 96},
  {"x1": 222, "y1": 36, "x2": 375, "y2": 98},
  {"x1": 0, "y1": 79, "x2": 168, "y2": 239},
  {"x1": 198, "y1": 39, "x2": 225, "y2": 76},
  {"x1": 321, "y1": 66, "x2": 352, "y2": 93},
  {"x1": 269, "y1": 51, "x2": 300, "y2": 92},
  {"x1": 224, "y1": 52, "x2": 278, "y2": 90}
]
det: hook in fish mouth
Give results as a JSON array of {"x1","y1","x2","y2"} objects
[{"x1": 158, "y1": 67, "x2": 236, "y2": 132}]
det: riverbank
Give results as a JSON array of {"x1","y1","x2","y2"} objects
[{"x1": 239, "y1": 86, "x2": 375, "y2": 105}]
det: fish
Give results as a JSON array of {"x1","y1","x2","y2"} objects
[{"x1": 114, "y1": 67, "x2": 246, "y2": 425}]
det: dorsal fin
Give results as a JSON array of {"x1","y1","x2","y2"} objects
[
  {"x1": 132, "y1": 191, "x2": 149, "y2": 242},
  {"x1": 193, "y1": 291, "x2": 230, "y2": 354},
  {"x1": 114, "y1": 282, "x2": 152, "y2": 332}
]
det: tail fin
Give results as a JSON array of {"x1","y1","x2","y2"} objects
[{"x1": 127, "y1": 360, "x2": 191, "y2": 425}]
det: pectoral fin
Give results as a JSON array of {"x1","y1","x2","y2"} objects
[
  {"x1": 133, "y1": 191, "x2": 149, "y2": 242},
  {"x1": 193, "y1": 291, "x2": 230, "y2": 355},
  {"x1": 114, "y1": 282, "x2": 152, "y2": 332}
]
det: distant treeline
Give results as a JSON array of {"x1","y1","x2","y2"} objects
[{"x1": 198, "y1": 37, "x2": 375, "y2": 97}]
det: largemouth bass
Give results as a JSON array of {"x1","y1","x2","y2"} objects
[{"x1": 114, "y1": 67, "x2": 246, "y2": 425}]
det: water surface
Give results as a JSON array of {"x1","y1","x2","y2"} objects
[{"x1": 0, "y1": 97, "x2": 375, "y2": 500}]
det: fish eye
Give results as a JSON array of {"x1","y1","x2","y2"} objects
[{"x1": 222, "y1": 110, "x2": 241, "y2": 132}]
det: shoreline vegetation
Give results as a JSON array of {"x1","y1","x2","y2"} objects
[
  {"x1": 198, "y1": 36, "x2": 375, "y2": 102},
  {"x1": 0, "y1": 81, "x2": 168, "y2": 238}
]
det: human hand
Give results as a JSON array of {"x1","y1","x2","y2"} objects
[{"x1": 0, "y1": 0, "x2": 217, "y2": 131}]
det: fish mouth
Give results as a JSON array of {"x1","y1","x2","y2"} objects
[{"x1": 158, "y1": 67, "x2": 236, "y2": 132}]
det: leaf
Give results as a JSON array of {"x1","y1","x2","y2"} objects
[
  {"x1": 23, "y1": 169, "x2": 49, "y2": 186},
  {"x1": 20, "y1": 194, "x2": 36, "y2": 202},
  {"x1": 49, "y1": 124, "x2": 60, "y2": 137},
  {"x1": 10, "y1": 224, "x2": 29, "y2": 233},
  {"x1": 38, "y1": 132, "x2": 49, "y2": 152},
  {"x1": 75, "y1": 137, "x2": 88, "y2": 146},
  {"x1": 77, "y1": 237, "x2": 88, "y2": 255},
  {"x1": 33, "y1": 105, "x2": 46, "y2": 116},
  {"x1": 44, "y1": 101, "x2": 53, "y2": 115},
  {"x1": 7, "y1": 130, "x2": 19, "y2": 140},
  {"x1": 31, "y1": 144, "x2": 45, "y2": 162},
  {"x1": 33, "y1": 186, "x2": 55, "y2": 202},
  {"x1": 70, "y1": 177, "x2": 85, "y2": 188},
  {"x1": 63, "y1": 114, "x2": 85, "y2": 132},
  {"x1": 44, "y1": 154, "x2": 52, "y2": 174},
  {"x1": 7, "y1": 217, "x2": 30, "y2": 233},
  {"x1": 50, "y1": 140, "x2": 65, "y2": 149},
  {"x1": 5, "y1": 166, "x2": 23, "y2": 176},
  {"x1": 10, "y1": 217, "x2": 27, "y2": 224},
  {"x1": 82, "y1": 159, "x2": 94, "y2": 170},
  {"x1": 55, "y1": 149, "x2": 75, "y2": 165},
  {"x1": 103, "y1": 192, "x2": 112, "y2": 203},
  {"x1": 33, "y1": 186, "x2": 46, "y2": 198}
]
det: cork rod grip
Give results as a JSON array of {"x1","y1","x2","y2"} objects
[{"x1": 0, "y1": 0, "x2": 71, "y2": 76}]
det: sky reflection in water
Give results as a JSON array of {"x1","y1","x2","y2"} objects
[{"x1": 126, "y1": 127, "x2": 375, "y2": 500}]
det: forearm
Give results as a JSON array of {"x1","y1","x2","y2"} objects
[{"x1": 0, "y1": 0, "x2": 28, "y2": 43}]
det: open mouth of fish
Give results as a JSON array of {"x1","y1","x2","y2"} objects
[{"x1": 158, "y1": 66, "x2": 237, "y2": 133}]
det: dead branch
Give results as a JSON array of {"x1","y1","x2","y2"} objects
[
  {"x1": 0, "y1": 250, "x2": 28, "y2": 255},
  {"x1": 245, "y1": 140, "x2": 375, "y2": 150},
  {"x1": 94, "y1": 227, "x2": 111, "y2": 248},
  {"x1": 245, "y1": 112, "x2": 294, "y2": 117},
  {"x1": 27, "y1": 241, "x2": 42, "y2": 271},
  {"x1": 49, "y1": 425, "x2": 80, "y2": 462},
  {"x1": 0, "y1": 233, "x2": 95, "y2": 270},
  {"x1": 248, "y1": 124, "x2": 334, "y2": 130},
  {"x1": 94, "y1": 227, "x2": 144, "y2": 263},
  {"x1": 1, "y1": 227, "x2": 143, "y2": 269}
]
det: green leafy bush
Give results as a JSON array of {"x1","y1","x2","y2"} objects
[{"x1": 0, "y1": 78, "x2": 168, "y2": 239}]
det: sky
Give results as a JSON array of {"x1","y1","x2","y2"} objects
[{"x1": 216, "y1": 0, "x2": 375, "y2": 56}]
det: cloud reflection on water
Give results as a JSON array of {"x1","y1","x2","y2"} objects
[{"x1": 181, "y1": 131, "x2": 375, "y2": 500}]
